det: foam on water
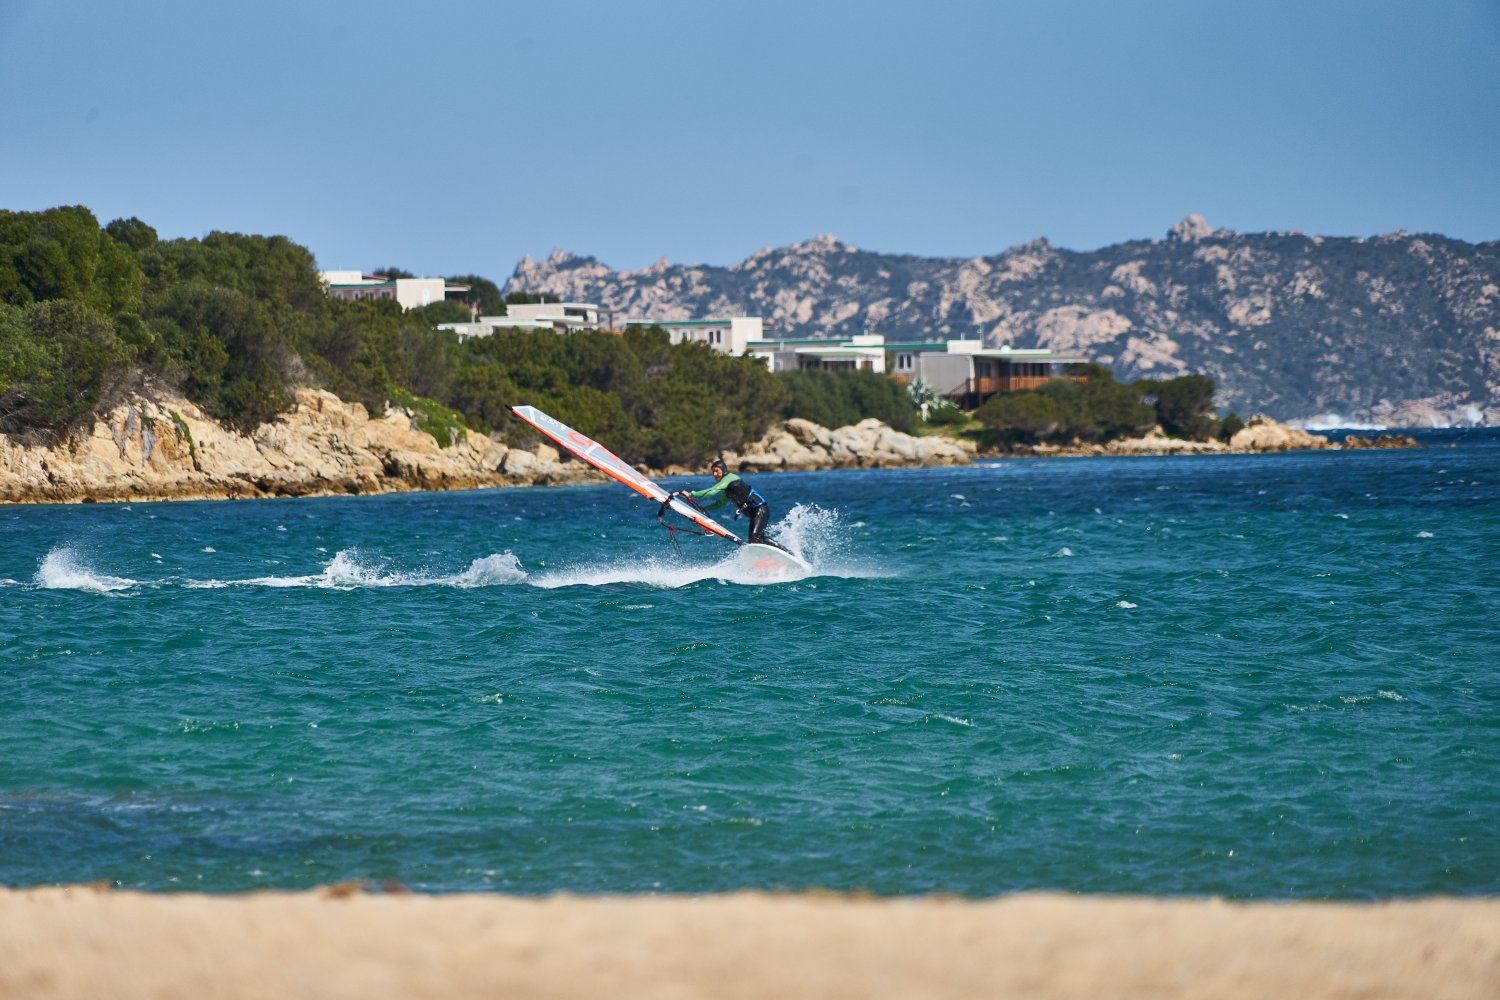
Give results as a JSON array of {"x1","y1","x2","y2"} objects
[
  {"x1": 525, "y1": 506, "x2": 891, "y2": 588},
  {"x1": 33, "y1": 547, "x2": 137, "y2": 593},
  {"x1": 191, "y1": 549, "x2": 529, "y2": 589},
  {"x1": 529, "y1": 553, "x2": 743, "y2": 589}
]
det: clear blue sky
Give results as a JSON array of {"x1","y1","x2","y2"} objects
[{"x1": 3, "y1": 0, "x2": 1497, "y2": 281}]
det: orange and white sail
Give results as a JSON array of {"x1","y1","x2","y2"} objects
[{"x1": 510, "y1": 404, "x2": 742, "y2": 544}]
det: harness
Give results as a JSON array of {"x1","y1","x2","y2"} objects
[{"x1": 725, "y1": 477, "x2": 766, "y2": 514}]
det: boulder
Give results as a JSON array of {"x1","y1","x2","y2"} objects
[{"x1": 1230, "y1": 414, "x2": 1331, "y2": 452}]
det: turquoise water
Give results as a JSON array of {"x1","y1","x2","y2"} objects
[{"x1": 2, "y1": 431, "x2": 1497, "y2": 899}]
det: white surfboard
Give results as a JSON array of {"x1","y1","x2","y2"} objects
[{"x1": 732, "y1": 542, "x2": 812, "y2": 580}]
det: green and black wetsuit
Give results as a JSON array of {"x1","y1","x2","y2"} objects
[{"x1": 686, "y1": 472, "x2": 772, "y2": 545}]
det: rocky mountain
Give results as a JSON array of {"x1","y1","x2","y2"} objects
[{"x1": 504, "y1": 216, "x2": 1500, "y2": 427}]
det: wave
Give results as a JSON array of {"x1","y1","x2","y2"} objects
[
  {"x1": 25, "y1": 504, "x2": 888, "y2": 594},
  {"x1": 33, "y1": 547, "x2": 137, "y2": 593},
  {"x1": 1293, "y1": 413, "x2": 1389, "y2": 431},
  {"x1": 193, "y1": 549, "x2": 530, "y2": 590}
]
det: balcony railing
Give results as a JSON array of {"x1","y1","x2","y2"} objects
[{"x1": 949, "y1": 373, "x2": 1087, "y2": 402}]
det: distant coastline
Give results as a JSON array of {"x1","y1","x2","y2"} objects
[{"x1": 0, "y1": 385, "x2": 1412, "y2": 506}]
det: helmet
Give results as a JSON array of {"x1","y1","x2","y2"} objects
[{"x1": 709, "y1": 459, "x2": 726, "y2": 475}]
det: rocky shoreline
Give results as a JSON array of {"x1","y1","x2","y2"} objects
[{"x1": 0, "y1": 388, "x2": 1405, "y2": 505}]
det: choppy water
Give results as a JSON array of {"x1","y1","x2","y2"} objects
[{"x1": 2, "y1": 430, "x2": 1497, "y2": 899}]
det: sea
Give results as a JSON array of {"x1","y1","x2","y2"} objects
[{"x1": 2, "y1": 429, "x2": 1497, "y2": 900}]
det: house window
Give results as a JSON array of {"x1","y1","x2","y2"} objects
[{"x1": 895, "y1": 351, "x2": 914, "y2": 372}]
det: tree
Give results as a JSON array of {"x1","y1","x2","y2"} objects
[
  {"x1": 0, "y1": 299, "x2": 131, "y2": 433},
  {"x1": 1144, "y1": 374, "x2": 1217, "y2": 439},
  {"x1": 446, "y1": 274, "x2": 505, "y2": 315},
  {"x1": 149, "y1": 282, "x2": 292, "y2": 430},
  {"x1": 105, "y1": 217, "x2": 159, "y2": 253},
  {"x1": 0, "y1": 206, "x2": 144, "y2": 314},
  {"x1": 778, "y1": 369, "x2": 918, "y2": 432},
  {"x1": 411, "y1": 299, "x2": 472, "y2": 325}
]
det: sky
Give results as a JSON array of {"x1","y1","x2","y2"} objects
[{"x1": 3, "y1": 0, "x2": 1498, "y2": 284}]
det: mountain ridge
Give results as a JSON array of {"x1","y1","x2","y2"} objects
[{"x1": 504, "y1": 215, "x2": 1500, "y2": 426}]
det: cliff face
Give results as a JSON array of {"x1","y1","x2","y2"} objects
[
  {"x1": 505, "y1": 217, "x2": 1500, "y2": 427},
  {"x1": 0, "y1": 388, "x2": 580, "y2": 504}
]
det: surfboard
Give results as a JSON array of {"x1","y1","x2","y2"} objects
[{"x1": 733, "y1": 542, "x2": 813, "y2": 579}]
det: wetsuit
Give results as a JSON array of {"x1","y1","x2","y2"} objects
[{"x1": 686, "y1": 472, "x2": 772, "y2": 545}]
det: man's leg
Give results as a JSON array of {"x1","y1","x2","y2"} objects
[{"x1": 748, "y1": 504, "x2": 770, "y2": 544}]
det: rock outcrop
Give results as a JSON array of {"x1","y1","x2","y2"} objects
[
  {"x1": 1227, "y1": 414, "x2": 1334, "y2": 452},
  {"x1": 723, "y1": 417, "x2": 973, "y2": 471},
  {"x1": 0, "y1": 388, "x2": 586, "y2": 504}
]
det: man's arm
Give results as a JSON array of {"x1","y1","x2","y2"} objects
[{"x1": 683, "y1": 474, "x2": 735, "y2": 510}]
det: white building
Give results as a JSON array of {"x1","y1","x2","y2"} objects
[
  {"x1": 319, "y1": 270, "x2": 469, "y2": 311},
  {"x1": 626, "y1": 316, "x2": 763, "y2": 355},
  {"x1": 744, "y1": 333, "x2": 887, "y2": 373}
]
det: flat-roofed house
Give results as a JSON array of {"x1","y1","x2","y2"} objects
[
  {"x1": 626, "y1": 316, "x2": 763, "y2": 355},
  {"x1": 744, "y1": 334, "x2": 887, "y2": 373},
  {"x1": 319, "y1": 271, "x2": 469, "y2": 311},
  {"x1": 909, "y1": 340, "x2": 1090, "y2": 407}
]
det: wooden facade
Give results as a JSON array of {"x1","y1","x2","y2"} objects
[{"x1": 887, "y1": 344, "x2": 1090, "y2": 408}]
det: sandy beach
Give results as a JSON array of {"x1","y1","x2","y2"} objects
[{"x1": 1, "y1": 887, "x2": 1496, "y2": 999}]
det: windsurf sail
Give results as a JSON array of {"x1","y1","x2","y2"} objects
[{"x1": 510, "y1": 404, "x2": 742, "y2": 544}]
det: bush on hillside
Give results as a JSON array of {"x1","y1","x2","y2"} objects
[{"x1": 0, "y1": 299, "x2": 132, "y2": 434}]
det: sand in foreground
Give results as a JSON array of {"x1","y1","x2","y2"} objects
[{"x1": 1, "y1": 887, "x2": 1496, "y2": 999}]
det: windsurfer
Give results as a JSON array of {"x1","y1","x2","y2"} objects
[{"x1": 675, "y1": 460, "x2": 775, "y2": 546}]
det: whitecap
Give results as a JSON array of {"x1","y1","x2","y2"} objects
[
  {"x1": 445, "y1": 552, "x2": 528, "y2": 587},
  {"x1": 231, "y1": 549, "x2": 528, "y2": 589},
  {"x1": 1416, "y1": 531, "x2": 1434, "y2": 539},
  {"x1": 33, "y1": 547, "x2": 137, "y2": 593},
  {"x1": 1049, "y1": 547, "x2": 1074, "y2": 558},
  {"x1": 201, "y1": 546, "x2": 216, "y2": 553},
  {"x1": 930, "y1": 714, "x2": 974, "y2": 727},
  {"x1": 1116, "y1": 600, "x2": 1138, "y2": 609}
]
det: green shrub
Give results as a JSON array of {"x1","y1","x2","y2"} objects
[
  {"x1": 974, "y1": 391, "x2": 1062, "y2": 443},
  {"x1": 389, "y1": 388, "x2": 468, "y2": 447},
  {"x1": 924, "y1": 401, "x2": 969, "y2": 427},
  {"x1": 779, "y1": 369, "x2": 918, "y2": 432}
]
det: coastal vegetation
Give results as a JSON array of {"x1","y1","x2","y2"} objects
[
  {"x1": 971, "y1": 365, "x2": 1240, "y2": 448},
  {"x1": 2, "y1": 204, "x2": 1237, "y2": 466}
]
